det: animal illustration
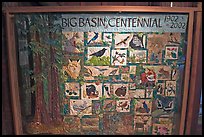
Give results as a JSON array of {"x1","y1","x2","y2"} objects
[
  {"x1": 63, "y1": 32, "x2": 80, "y2": 53},
  {"x1": 142, "y1": 101, "x2": 150, "y2": 113},
  {"x1": 112, "y1": 51, "x2": 126, "y2": 65},
  {"x1": 112, "y1": 56, "x2": 125, "y2": 65},
  {"x1": 71, "y1": 101, "x2": 90, "y2": 113},
  {"x1": 166, "y1": 82, "x2": 176, "y2": 96},
  {"x1": 104, "y1": 85, "x2": 112, "y2": 97},
  {"x1": 104, "y1": 101, "x2": 115, "y2": 110},
  {"x1": 129, "y1": 34, "x2": 144, "y2": 49},
  {"x1": 146, "y1": 89, "x2": 152, "y2": 98},
  {"x1": 146, "y1": 69, "x2": 156, "y2": 82},
  {"x1": 156, "y1": 96, "x2": 174, "y2": 113},
  {"x1": 63, "y1": 59, "x2": 81, "y2": 79},
  {"x1": 166, "y1": 47, "x2": 177, "y2": 59},
  {"x1": 86, "y1": 84, "x2": 99, "y2": 99},
  {"x1": 115, "y1": 51, "x2": 126, "y2": 58},
  {"x1": 166, "y1": 51, "x2": 172, "y2": 58},
  {"x1": 115, "y1": 86, "x2": 127, "y2": 97},
  {"x1": 171, "y1": 50, "x2": 177, "y2": 58},
  {"x1": 84, "y1": 67, "x2": 93, "y2": 76},
  {"x1": 93, "y1": 66, "x2": 108, "y2": 72},
  {"x1": 140, "y1": 73, "x2": 147, "y2": 83},
  {"x1": 116, "y1": 36, "x2": 130, "y2": 46},
  {"x1": 65, "y1": 83, "x2": 79, "y2": 96},
  {"x1": 163, "y1": 101, "x2": 174, "y2": 112},
  {"x1": 84, "y1": 66, "x2": 118, "y2": 77},
  {"x1": 157, "y1": 99, "x2": 163, "y2": 109},
  {"x1": 109, "y1": 69, "x2": 118, "y2": 75},
  {"x1": 140, "y1": 68, "x2": 156, "y2": 87},
  {"x1": 90, "y1": 48, "x2": 107, "y2": 57},
  {"x1": 168, "y1": 33, "x2": 180, "y2": 44},
  {"x1": 87, "y1": 32, "x2": 99, "y2": 45},
  {"x1": 94, "y1": 67, "x2": 108, "y2": 75},
  {"x1": 171, "y1": 68, "x2": 177, "y2": 79},
  {"x1": 84, "y1": 66, "x2": 101, "y2": 77},
  {"x1": 159, "y1": 68, "x2": 170, "y2": 79},
  {"x1": 157, "y1": 84, "x2": 164, "y2": 95},
  {"x1": 117, "y1": 101, "x2": 129, "y2": 110}
]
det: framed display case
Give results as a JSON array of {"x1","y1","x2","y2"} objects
[{"x1": 3, "y1": 6, "x2": 202, "y2": 135}]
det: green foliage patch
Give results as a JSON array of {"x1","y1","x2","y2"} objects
[{"x1": 86, "y1": 56, "x2": 110, "y2": 66}]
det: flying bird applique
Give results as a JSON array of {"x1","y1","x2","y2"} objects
[
  {"x1": 116, "y1": 36, "x2": 130, "y2": 46},
  {"x1": 109, "y1": 69, "x2": 118, "y2": 75},
  {"x1": 93, "y1": 66, "x2": 109, "y2": 72}
]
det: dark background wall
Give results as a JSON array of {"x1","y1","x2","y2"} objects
[{"x1": 1, "y1": 2, "x2": 200, "y2": 135}]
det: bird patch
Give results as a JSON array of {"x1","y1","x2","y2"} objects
[
  {"x1": 69, "y1": 100, "x2": 92, "y2": 115},
  {"x1": 86, "y1": 47, "x2": 110, "y2": 66},
  {"x1": 103, "y1": 32, "x2": 113, "y2": 46},
  {"x1": 111, "y1": 50, "x2": 127, "y2": 66},
  {"x1": 86, "y1": 32, "x2": 102, "y2": 46},
  {"x1": 135, "y1": 99, "x2": 152, "y2": 115},
  {"x1": 103, "y1": 100, "x2": 116, "y2": 112},
  {"x1": 116, "y1": 100, "x2": 130, "y2": 112},
  {"x1": 165, "y1": 46, "x2": 179, "y2": 60},
  {"x1": 114, "y1": 33, "x2": 133, "y2": 48}
]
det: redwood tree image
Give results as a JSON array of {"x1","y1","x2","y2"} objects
[
  {"x1": 16, "y1": 14, "x2": 65, "y2": 134},
  {"x1": 32, "y1": 30, "x2": 51, "y2": 125},
  {"x1": 48, "y1": 15, "x2": 62, "y2": 124}
]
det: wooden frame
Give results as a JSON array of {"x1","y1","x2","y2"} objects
[
  {"x1": 2, "y1": 6, "x2": 202, "y2": 135},
  {"x1": 185, "y1": 3, "x2": 202, "y2": 134}
]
